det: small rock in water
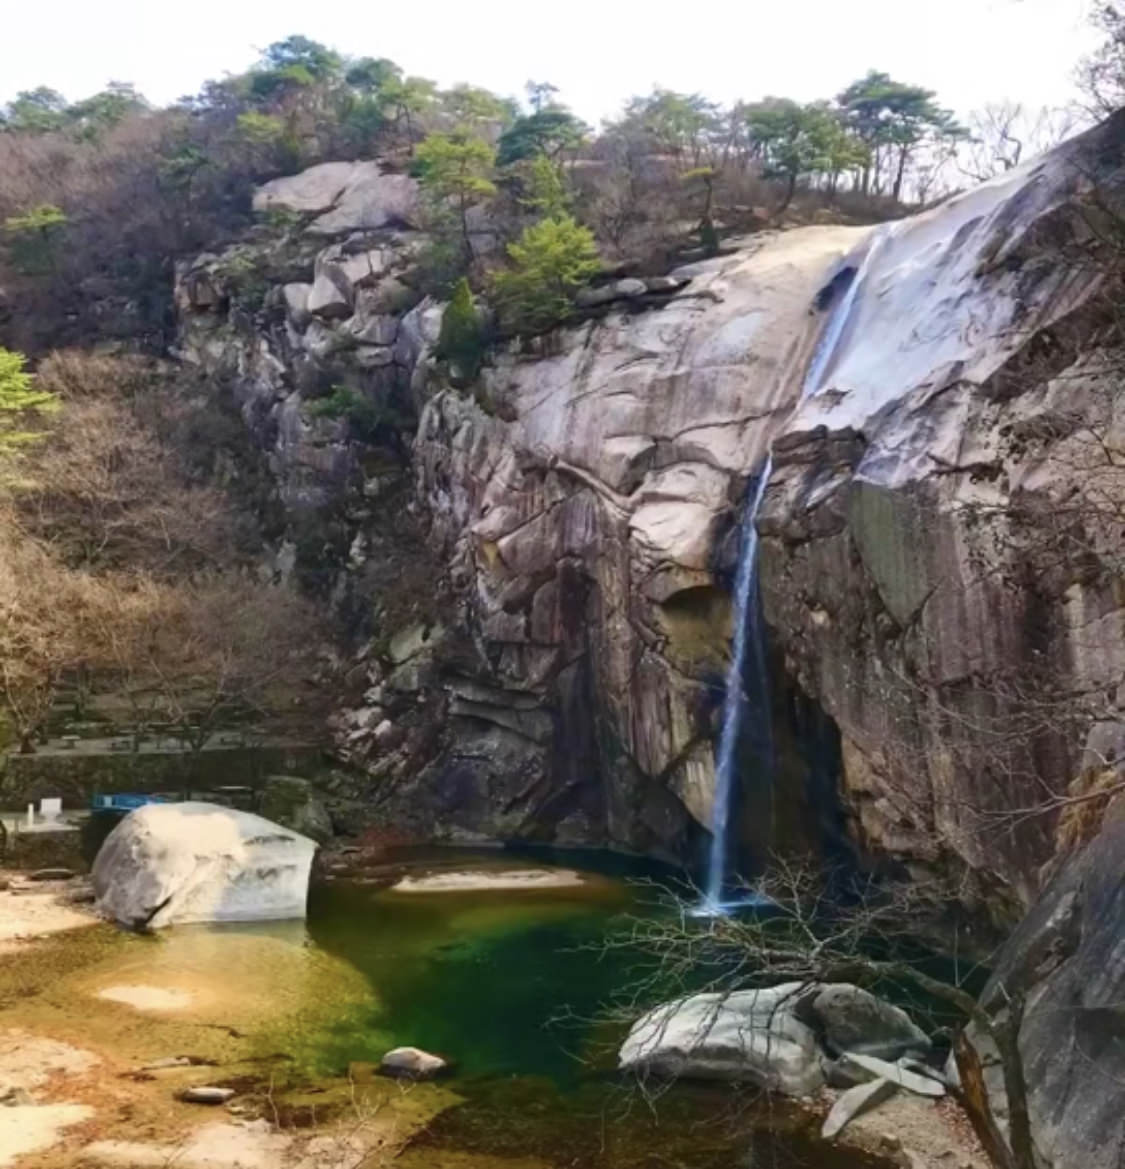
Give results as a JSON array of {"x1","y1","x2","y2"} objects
[
  {"x1": 180, "y1": 1086, "x2": 236, "y2": 1105},
  {"x1": 379, "y1": 1046, "x2": 448, "y2": 1080}
]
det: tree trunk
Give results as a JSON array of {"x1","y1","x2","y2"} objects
[
  {"x1": 779, "y1": 171, "x2": 798, "y2": 212},
  {"x1": 892, "y1": 145, "x2": 909, "y2": 202}
]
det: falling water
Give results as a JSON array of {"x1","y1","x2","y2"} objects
[
  {"x1": 701, "y1": 462, "x2": 772, "y2": 912},
  {"x1": 699, "y1": 225, "x2": 893, "y2": 915}
]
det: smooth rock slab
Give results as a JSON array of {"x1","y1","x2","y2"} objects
[
  {"x1": 822, "y1": 1077, "x2": 899, "y2": 1139},
  {"x1": 92, "y1": 802, "x2": 317, "y2": 929},
  {"x1": 619, "y1": 985, "x2": 825, "y2": 1096},
  {"x1": 838, "y1": 1052, "x2": 946, "y2": 1097}
]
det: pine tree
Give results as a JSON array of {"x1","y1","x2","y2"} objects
[
  {"x1": 0, "y1": 348, "x2": 58, "y2": 454},
  {"x1": 491, "y1": 216, "x2": 600, "y2": 335},
  {"x1": 438, "y1": 277, "x2": 486, "y2": 382}
]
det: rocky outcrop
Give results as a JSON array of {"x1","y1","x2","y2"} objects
[
  {"x1": 92, "y1": 802, "x2": 316, "y2": 928},
  {"x1": 968, "y1": 800, "x2": 1125, "y2": 1169},
  {"x1": 760, "y1": 114, "x2": 1125, "y2": 916},
  {"x1": 172, "y1": 116, "x2": 1125, "y2": 905}
]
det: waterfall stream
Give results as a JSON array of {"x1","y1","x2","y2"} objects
[{"x1": 699, "y1": 225, "x2": 892, "y2": 914}]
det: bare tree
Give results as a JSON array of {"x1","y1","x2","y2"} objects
[
  {"x1": 607, "y1": 862, "x2": 1033, "y2": 1169},
  {"x1": 959, "y1": 103, "x2": 1079, "y2": 184}
]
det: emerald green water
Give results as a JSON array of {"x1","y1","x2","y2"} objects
[
  {"x1": 1, "y1": 850, "x2": 897, "y2": 1168},
  {"x1": 303, "y1": 877, "x2": 637, "y2": 1082}
]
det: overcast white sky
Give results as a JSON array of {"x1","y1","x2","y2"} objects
[{"x1": 3, "y1": 0, "x2": 1102, "y2": 125}]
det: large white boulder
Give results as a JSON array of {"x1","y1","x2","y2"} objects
[
  {"x1": 92, "y1": 802, "x2": 317, "y2": 929},
  {"x1": 618, "y1": 984, "x2": 825, "y2": 1096}
]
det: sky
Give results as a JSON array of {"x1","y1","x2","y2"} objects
[{"x1": 3, "y1": 0, "x2": 1103, "y2": 126}]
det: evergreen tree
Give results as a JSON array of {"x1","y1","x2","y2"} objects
[
  {"x1": 491, "y1": 216, "x2": 600, "y2": 334},
  {"x1": 414, "y1": 132, "x2": 497, "y2": 263},
  {"x1": 437, "y1": 277, "x2": 486, "y2": 381},
  {"x1": 0, "y1": 348, "x2": 58, "y2": 455}
]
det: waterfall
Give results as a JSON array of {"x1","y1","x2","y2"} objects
[
  {"x1": 701, "y1": 461, "x2": 772, "y2": 911},
  {"x1": 699, "y1": 224, "x2": 893, "y2": 914}
]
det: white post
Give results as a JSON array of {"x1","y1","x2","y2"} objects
[{"x1": 26, "y1": 803, "x2": 34, "y2": 829}]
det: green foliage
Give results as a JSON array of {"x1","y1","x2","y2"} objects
[
  {"x1": 415, "y1": 132, "x2": 498, "y2": 202},
  {"x1": 441, "y1": 84, "x2": 514, "y2": 130},
  {"x1": 437, "y1": 277, "x2": 486, "y2": 380},
  {"x1": 345, "y1": 57, "x2": 402, "y2": 93},
  {"x1": 699, "y1": 217, "x2": 720, "y2": 256},
  {"x1": 1, "y1": 87, "x2": 68, "y2": 134},
  {"x1": 235, "y1": 111, "x2": 286, "y2": 145},
  {"x1": 518, "y1": 154, "x2": 572, "y2": 218},
  {"x1": 306, "y1": 386, "x2": 407, "y2": 443},
  {"x1": 496, "y1": 109, "x2": 587, "y2": 166},
  {"x1": 837, "y1": 71, "x2": 963, "y2": 198},
  {"x1": 260, "y1": 36, "x2": 342, "y2": 81},
  {"x1": 3, "y1": 204, "x2": 67, "y2": 274},
  {"x1": 415, "y1": 132, "x2": 497, "y2": 266},
  {"x1": 67, "y1": 82, "x2": 147, "y2": 139},
  {"x1": 491, "y1": 216, "x2": 600, "y2": 335},
  {"x1": 0, "y1": 347, "x2": 58, "y2": 453},
  {"x1": 214, "y1": 250, "x2": 271, "y2": 312},
  {"x1": 744, "y1": 100, "x2": 848, "y2": 200}
]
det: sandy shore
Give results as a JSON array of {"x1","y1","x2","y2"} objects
[
  {"x1": 0, "y1": 873, "x2": 98, "y2": 953},
  {"x1": 392, "y1": 867, "x2": 586, "y2": 893}
]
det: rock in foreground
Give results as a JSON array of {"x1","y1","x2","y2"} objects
[
  {"x1": 618, "y1": 984, "x2": 826, "y2": 1096},
  {"x1": 378, "y1": 1047, "x2": 448, "y2": 1080},
  {"x1": 92, "y1": 802, "x2": 316, "y2": 929},
  {"x1": 619, "y1": 982, "x2": 934, "y2": 1099}
]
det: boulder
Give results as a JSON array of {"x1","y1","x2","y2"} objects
[
  {"x1": 806, "y1": 983, "x2": 930, "y2": 1059},
  {"x1": 258, "y1": 776, "x2": 333, "y2": 844},
  {"x1": 92, "y1": 802, "x2": 317, "y2": 929},
  {"x1": 253, "y1": 162, "x2": 373, "y2": 217},
  {"x1": 618, "y1": 985, "x2": 825, "y2": 1096},
  {"x1": 307, "y1": 272, "x2": 352, "y2": 319},
  {"x1": 282, "y1": 283, "x2": 312, "y2": 329},
  {"x1": 378, "y1": 1047, "x2": 447, "y2": 1080}
]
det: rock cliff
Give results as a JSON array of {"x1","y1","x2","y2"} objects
[{"x1": 174, "y1": 117, "x2": 1125, "y2": 915}]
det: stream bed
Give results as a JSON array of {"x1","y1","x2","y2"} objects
[{"x1": 0, "y1": 849, "x2": 899, "y2": 1169}]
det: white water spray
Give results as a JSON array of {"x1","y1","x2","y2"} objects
[{"x1": 698, "y1": 225, "x2": 893, "y2": 915}]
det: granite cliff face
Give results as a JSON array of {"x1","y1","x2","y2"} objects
[{"x1": 175, "y1": 118, "x2": 1125, "y2": 910}]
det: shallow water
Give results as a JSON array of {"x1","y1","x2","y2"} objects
[{"x1": 0, "y1": 851, "x2": 896, "y2": 1168}]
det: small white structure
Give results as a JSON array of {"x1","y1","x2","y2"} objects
[
  {"x1": 39, "y1": 798, "x2": 62, "y2": 823},
  {"x1": 92, "y1": 802, "x2": 317, "y2": 929}
]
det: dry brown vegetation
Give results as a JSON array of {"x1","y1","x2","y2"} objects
[{"x1": 0, "y1": 351, "x2": 334, "y2": 752}]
